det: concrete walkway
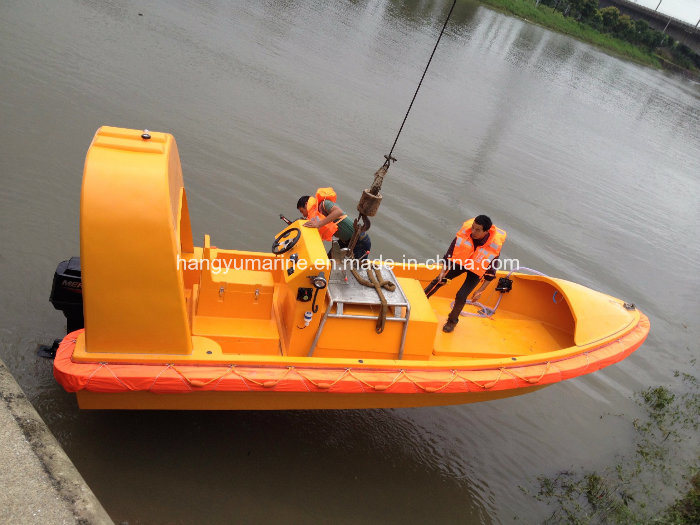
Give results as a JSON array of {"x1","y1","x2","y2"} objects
[{"x1": 0, "y1": 358, "x2": 113, "y2": 525}]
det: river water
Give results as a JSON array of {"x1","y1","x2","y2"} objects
[{"x1": 1, "y1": 0, "x2": 698, "y2": 522}]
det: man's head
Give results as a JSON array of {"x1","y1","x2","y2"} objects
[
  {"x1": 297, "y1": 196, "x2": 310, "y2": 218},
  {"x1": 471, "y1": 215, "x2": 493, "y2": 240}
]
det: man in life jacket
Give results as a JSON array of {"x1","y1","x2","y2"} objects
[
  {"x1": 297, "y1": 187, "x2": 371, "y2": 260},
  {"x1": 424, "y1": 215, "x2": 506, "y2": 333}
]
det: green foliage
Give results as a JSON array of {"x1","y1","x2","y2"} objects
[
  {"x1": 635, "y1": 19, "x2": 649, "y2": 34},
  {"x1": 531, "y1": 374, "x2": 700, "y2": 523},
  {"x1": 600, "y1": 6, "x2": 620, "y2": 31},
  {"x1": 670, "y1": 42, "x2": 700, "y2": 69},
  {"x1": 479, "y1": 0, "x2": 660, "y2": 66},
  {"x1": 476, "y1": 0, "x2": 699, "y2": 73},
  {"x1": 614, "y1": 15, "x2": 635, "y2": 42},
  {"x1": 662, "y1": 473, "x2": 700, "y2": 524},
  {"x1": 576, "y1": 0, "x2": 599, "y2": 23}
]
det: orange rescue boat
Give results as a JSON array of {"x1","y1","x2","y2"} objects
[{"x1": 50, "y1": 127, "x2": 649, "y2": 410}]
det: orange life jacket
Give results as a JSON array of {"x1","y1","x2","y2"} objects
[
  {"x1": 449, "y1": 218, "x2": 507, "y2": 277},
  {"x1": 306, "y1": 188, "x2": 347, "y2": 241}
]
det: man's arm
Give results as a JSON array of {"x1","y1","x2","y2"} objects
[
  {"x1": 483, "y1": 256, "x2": 498, "y2": 281},
  {"x1": 438, "y1": 238, "x2": 457, "y2": 279},
  {"x1": 443, "y1": 238, "x2": 456, "y2": 263},
  {"x1": 303, "y1": 202, "x2": 345, "y2": 228}
]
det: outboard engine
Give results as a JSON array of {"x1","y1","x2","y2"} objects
[{"x1": 49, "y1": 257, "x2": 84, "y2": 333}]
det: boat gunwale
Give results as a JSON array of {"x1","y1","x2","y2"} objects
[
  {"x1": 55, "y1": 313, "x2": 649, "y2": 395},
  {"x1": 66, "y1": 308, "x2": 641, "y2": 370}
]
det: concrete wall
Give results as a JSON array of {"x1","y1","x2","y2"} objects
[{"x1": 0, "y1": 359, "x2": 113, "y2": 525}]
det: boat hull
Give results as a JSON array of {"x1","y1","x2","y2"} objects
[
  {"x1": 75, "y1": 386, "x2": 549, "y2": 410},
  {"x1": 55, "y1": 313, "x2": 649, "y2": 410}
]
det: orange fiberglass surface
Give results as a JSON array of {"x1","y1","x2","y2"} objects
[{"x1": 51, "y1": 127, "x2": 649, "y2": 410}]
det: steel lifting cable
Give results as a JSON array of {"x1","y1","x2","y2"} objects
[{"x1": 346, "y1": 0, "x2": 458, "y2": 256}]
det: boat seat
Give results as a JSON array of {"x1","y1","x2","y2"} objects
[
  {"x1": 196, "y1": 268, "x2": 274, "y2": 319},
  {"x1": 193, "y1": 268, "x2": 279, "y2": 355},
  {"x1": 192, "y1": 315, "x2": 280, "y2": 355}
]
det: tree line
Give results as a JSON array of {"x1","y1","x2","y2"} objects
[{"x1": 535, "y1": 0, "x2": 700, "y2": 70}]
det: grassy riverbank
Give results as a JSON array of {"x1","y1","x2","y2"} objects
[
  {"x1": 475, "y1": 0, "x2": 695, "y2": 72},
  {"x1": 527, "y1": 373, "x2": 700, "y2": 523}
]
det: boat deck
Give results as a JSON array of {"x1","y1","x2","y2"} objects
[{"x1": 428, "y1": 296, "x2": 575, "y2": 359}]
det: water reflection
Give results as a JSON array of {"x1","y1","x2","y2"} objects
[{"x1": 62, "y1": 407, "x2": 493, "y2": 523}]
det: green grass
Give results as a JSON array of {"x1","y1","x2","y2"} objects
[
  {"x1": 526, "y1": 374, "x2": 700, "y2": 523},
  {"x1": 663, "y1": 473, "x2": 700, "y2": 524},
  {"x1": 475, "y1": 0, "x2": 662, "y2": 68}
]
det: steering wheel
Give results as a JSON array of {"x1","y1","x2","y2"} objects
[{"x1": 272, "y1": 227, "x2": 301, "y2": 255}]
